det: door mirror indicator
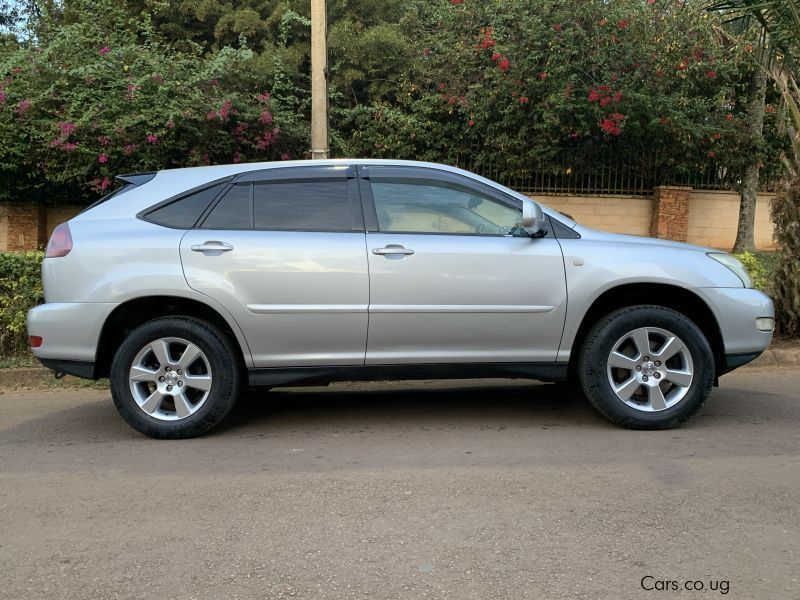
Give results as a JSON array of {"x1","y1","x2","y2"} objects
[{"x1": 522, "y1": 199, "x2": 546, "y2": 237}]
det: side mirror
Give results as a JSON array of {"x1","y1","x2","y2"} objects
[{"x1": 521, "y1": 198, "x2": 546, "y2": 237}]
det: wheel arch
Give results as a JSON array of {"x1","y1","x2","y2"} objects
[
  {"x1": 94, "y1": 295, "x2": 250, "y2": 378},
  {"x1": 566, "y1": 283, "x2": 725, "y2": 380}
]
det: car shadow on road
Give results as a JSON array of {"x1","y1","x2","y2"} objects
[{"x1": 218, "y1": 380, "x2": 603, "y2": 435}]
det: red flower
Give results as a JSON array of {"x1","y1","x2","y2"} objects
[
  {"x1": 480, "y1": 27, "x2": 496, "y2": 49},
  {"x1": 677, "y1": 62, "x2": 687, "y2": 71},
  {"x1": 281, "y1": 153, "x2": 290, "y2": 161},
  {"x1": 706, "y1": 70, "x2": 717, "y2": 79},
  {"x1": 613, "y1": 91, "x2": 622, "y2": 103},
  {"x1": 539, "y1": 71, "x2": 548, "y2": 81},
  {"x1": 708, "y1": 151, "x2": 716, "y2": 158},
  {"x1": 600, "y1": 112, "x2": 625, "y2": 136},
  {"x1": 438, "y1": 82, "x2": 447, "y2": 91},
  {"x1": 491, "y1": 52, "x2": 502, "y2": 62},
  {"x1": 554, "y1": 23, "x2": 562, "y2": 32},
  {"x1": 656, "y1": 69, "x2": 665, "y2": 77},
  {"x1": 599, "y1": 119, "x2": 621, "y2": 136},
  {"x1": 647, "y1": 0, "x2": 656, "y2": 4},
  {"x1": 498, "y1": 57, "x2": 510, "y2": 72},
  {"x1": 713, "y1": 133, "x2": 721, "y2": 140},
  {"x1": 447, "y1": 97, "x2": 457, "y2": 105},
  {"x1": 423, "y1": 47, "x2": 431, "y2": 57},
  {"x1": 468, "y1": 120, "x2": 475, "y2": 127},
  {"x1": 618, "y1": 19, "x2": 629, "y2": 30},
  {"x1": 450, "y1": 0, "x2": 463, "y2": 4},
  {"x1": 725, "y1": 113, "x2": 734, "y2": 122},
  {"x1": 519, "y1": 96, "x2": 529, "y2": 104},
  {"x1": 658, "y1": 116, "x2": 668, "y2": 126}
]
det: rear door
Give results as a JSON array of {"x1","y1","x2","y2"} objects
[
  {"x1": 180, "y1": 165, "x2": 369, "y2": 367},
  {"x1": 360, "y1": 165, "x2": 567, "y2": 364}
]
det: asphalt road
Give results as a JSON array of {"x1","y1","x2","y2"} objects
[{"x1": 1, "y1": 370, "x2": 798, "y2": 600}]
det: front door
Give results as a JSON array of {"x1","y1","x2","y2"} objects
[
  {"x1": 180, "y1": 165, "x2": 369, "y2": 367},
  {"x1": 360, "y1": 166, "x2": 567, "y2": 364}
]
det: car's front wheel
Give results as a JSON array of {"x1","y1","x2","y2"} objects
[
  {"x1": 110, "y1": 316, "x2": 240, "y2": 438},
  {"x1": 578, "y1": 305, "x2": 714, "y2": 429}
]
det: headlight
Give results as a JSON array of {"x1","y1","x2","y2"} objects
[{"x1": 707, "y1": 253, "x2": 753, "y2": 288}]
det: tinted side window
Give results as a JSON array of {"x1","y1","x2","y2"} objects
[
  {"x1": 202, "y1": 183, "x2": 252, "y2": 229},
  {"x1": 144, "y1": 182, "x2": 227, "y2": 228},
  {"x1": 370, "y1": 180, "x2": 525, "y2": 236},
  {"x1": 253, "y1": 180, "x2": 351, "y2": 231}
]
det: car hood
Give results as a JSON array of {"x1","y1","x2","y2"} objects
[{"x1": 573, "y1": 225, "x2": 718, "y2": 255}]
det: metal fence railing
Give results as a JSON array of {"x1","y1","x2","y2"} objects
[{"x1": 450, "y1": 150, "x2": 781, "y2": 196}]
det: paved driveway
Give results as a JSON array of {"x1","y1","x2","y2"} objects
[{"x1": 1, "y1": 370, "x2": 798, "y2": 599}]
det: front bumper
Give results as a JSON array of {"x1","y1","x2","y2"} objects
[
  {"x1": 27, "y1": 302, "x2": 118, "y2": 374},
  {"x1": 699, "y1": 287, "x2": 774, "y2": 372}
]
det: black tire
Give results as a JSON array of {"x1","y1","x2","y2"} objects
[
  {"x1": 578, "y1": 305, "x2": 714, "y2": 429},
  {"x1": 110, "y1": 316, "x2": 241, "y2": 439}
]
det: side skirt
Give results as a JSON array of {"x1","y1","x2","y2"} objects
[{"x1": 248, "y1": 362, "x2": 569, "y2": 388}]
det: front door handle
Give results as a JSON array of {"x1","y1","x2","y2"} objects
[
  {"x1": 372, "y1": 245, "x2": 415, "y2": 257},
  {"x1": 191, "y1": 241, "x2": 234, "y2": 253}
]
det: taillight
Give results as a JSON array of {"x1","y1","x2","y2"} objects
[
  {"x1": 29, "y1": 336, "x2": 43, "y2": 349},
  {"x1": 46, "y1": 222, "x2": 73, "y2": 258}
]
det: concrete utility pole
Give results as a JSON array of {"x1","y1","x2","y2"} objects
[{"x1": 310, "y1": 0, "x2": 329, "y2": 159}]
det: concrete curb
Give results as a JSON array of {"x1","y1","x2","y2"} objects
[{"x1": 1, "y1": 348, "x2": 797, "y2": 388}]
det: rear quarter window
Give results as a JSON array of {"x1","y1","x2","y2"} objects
[{"x1": 144, "y1": 182, "x2": 228, "y2": 229}]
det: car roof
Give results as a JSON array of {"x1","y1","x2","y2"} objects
[{"x1": 79, "y1": 159, "x2": 575, "y2": 227}]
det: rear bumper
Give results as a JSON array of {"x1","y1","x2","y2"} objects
[
  {"x1": 27, "y1": 302, "x2": 118, "y2": 366},
  {"x1": 38, "y1": 358, "x2": 97, "y2": 379}
]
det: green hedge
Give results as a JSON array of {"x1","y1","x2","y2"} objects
[{"x1": 0, "y1": 251, "x2": 44, "y2": 356}]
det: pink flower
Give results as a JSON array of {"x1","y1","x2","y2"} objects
[
  {"x1": 62, "y1": 142, "x2": 78, "y2": 153},
  {"x1": 259, "y1": 109, "x2": 273, "y2": 125},
  {"x1": 14, "y1": 99, "x2": 30, "y2": 114},
  {"x1": 219, "y1": 99, "x2": 233, "y2": 121},
  {"x1": 206, "y1": 110, "x2": 218, "y2": 121},
  {"x1": 146, "y1": 134, "x2": 158, "y2": 144},
  {"x1": 100, "y1": 176, "x2": 111, "y2": 190},
  {"x1": 58, "y1": 121, "x2": 77, "y2": 136},
  {"x1": 281, "y1": 153, "x2": 290, "y2": 161},
  {"x1": 99, "y1": 46, "x2": 111, "y2": 56},
  {"x1": 232, "y1": 152, "x2": 241, "y2": 163},
  {"x1": 0, "y1": 91, "x2": 6, "y2": 105},
  {"x1": 98, "y1": 153, "x2": 108, "y2": 164},
  {"x1": 123, "y1": 143, "x2": 138, "y2": 155},
  {"x1": 97, "y1": 135, "x2": 111, "y2": 146},
  {"x1": 257, "y1": 92, "x2": 271, "y2": 103},
  {"x1": 166, "y1": 121, "x2": 174, "y2": 129},
  {"x1": 209, "y1": 79, "x2": 220, "y2": 86}
]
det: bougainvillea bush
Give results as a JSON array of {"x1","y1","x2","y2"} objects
[
  {"x1": 0, "y1": 0, "x2": 305, "y2": 200},
  {"x1": 340, "y1": 0, "x2": 785, "y2": 180}
]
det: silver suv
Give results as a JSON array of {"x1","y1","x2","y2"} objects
[{"x1": 27, "y1": 160, "x2": 774, "y2": 438}]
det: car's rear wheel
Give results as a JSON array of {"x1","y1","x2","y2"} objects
[
  {"x1": 578, "y1": 305, "x2": 714, "y2": 429},
  {"x1": 110, "y1": 317, "x2": 240, "y2": 438}
]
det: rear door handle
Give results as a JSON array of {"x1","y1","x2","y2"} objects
[
  {"x1": 191, "y1": 241, "x2": 234, "y2": 253},
  {"x1": 372, "y1": 245, "x2": 415, "y2": 256}
]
